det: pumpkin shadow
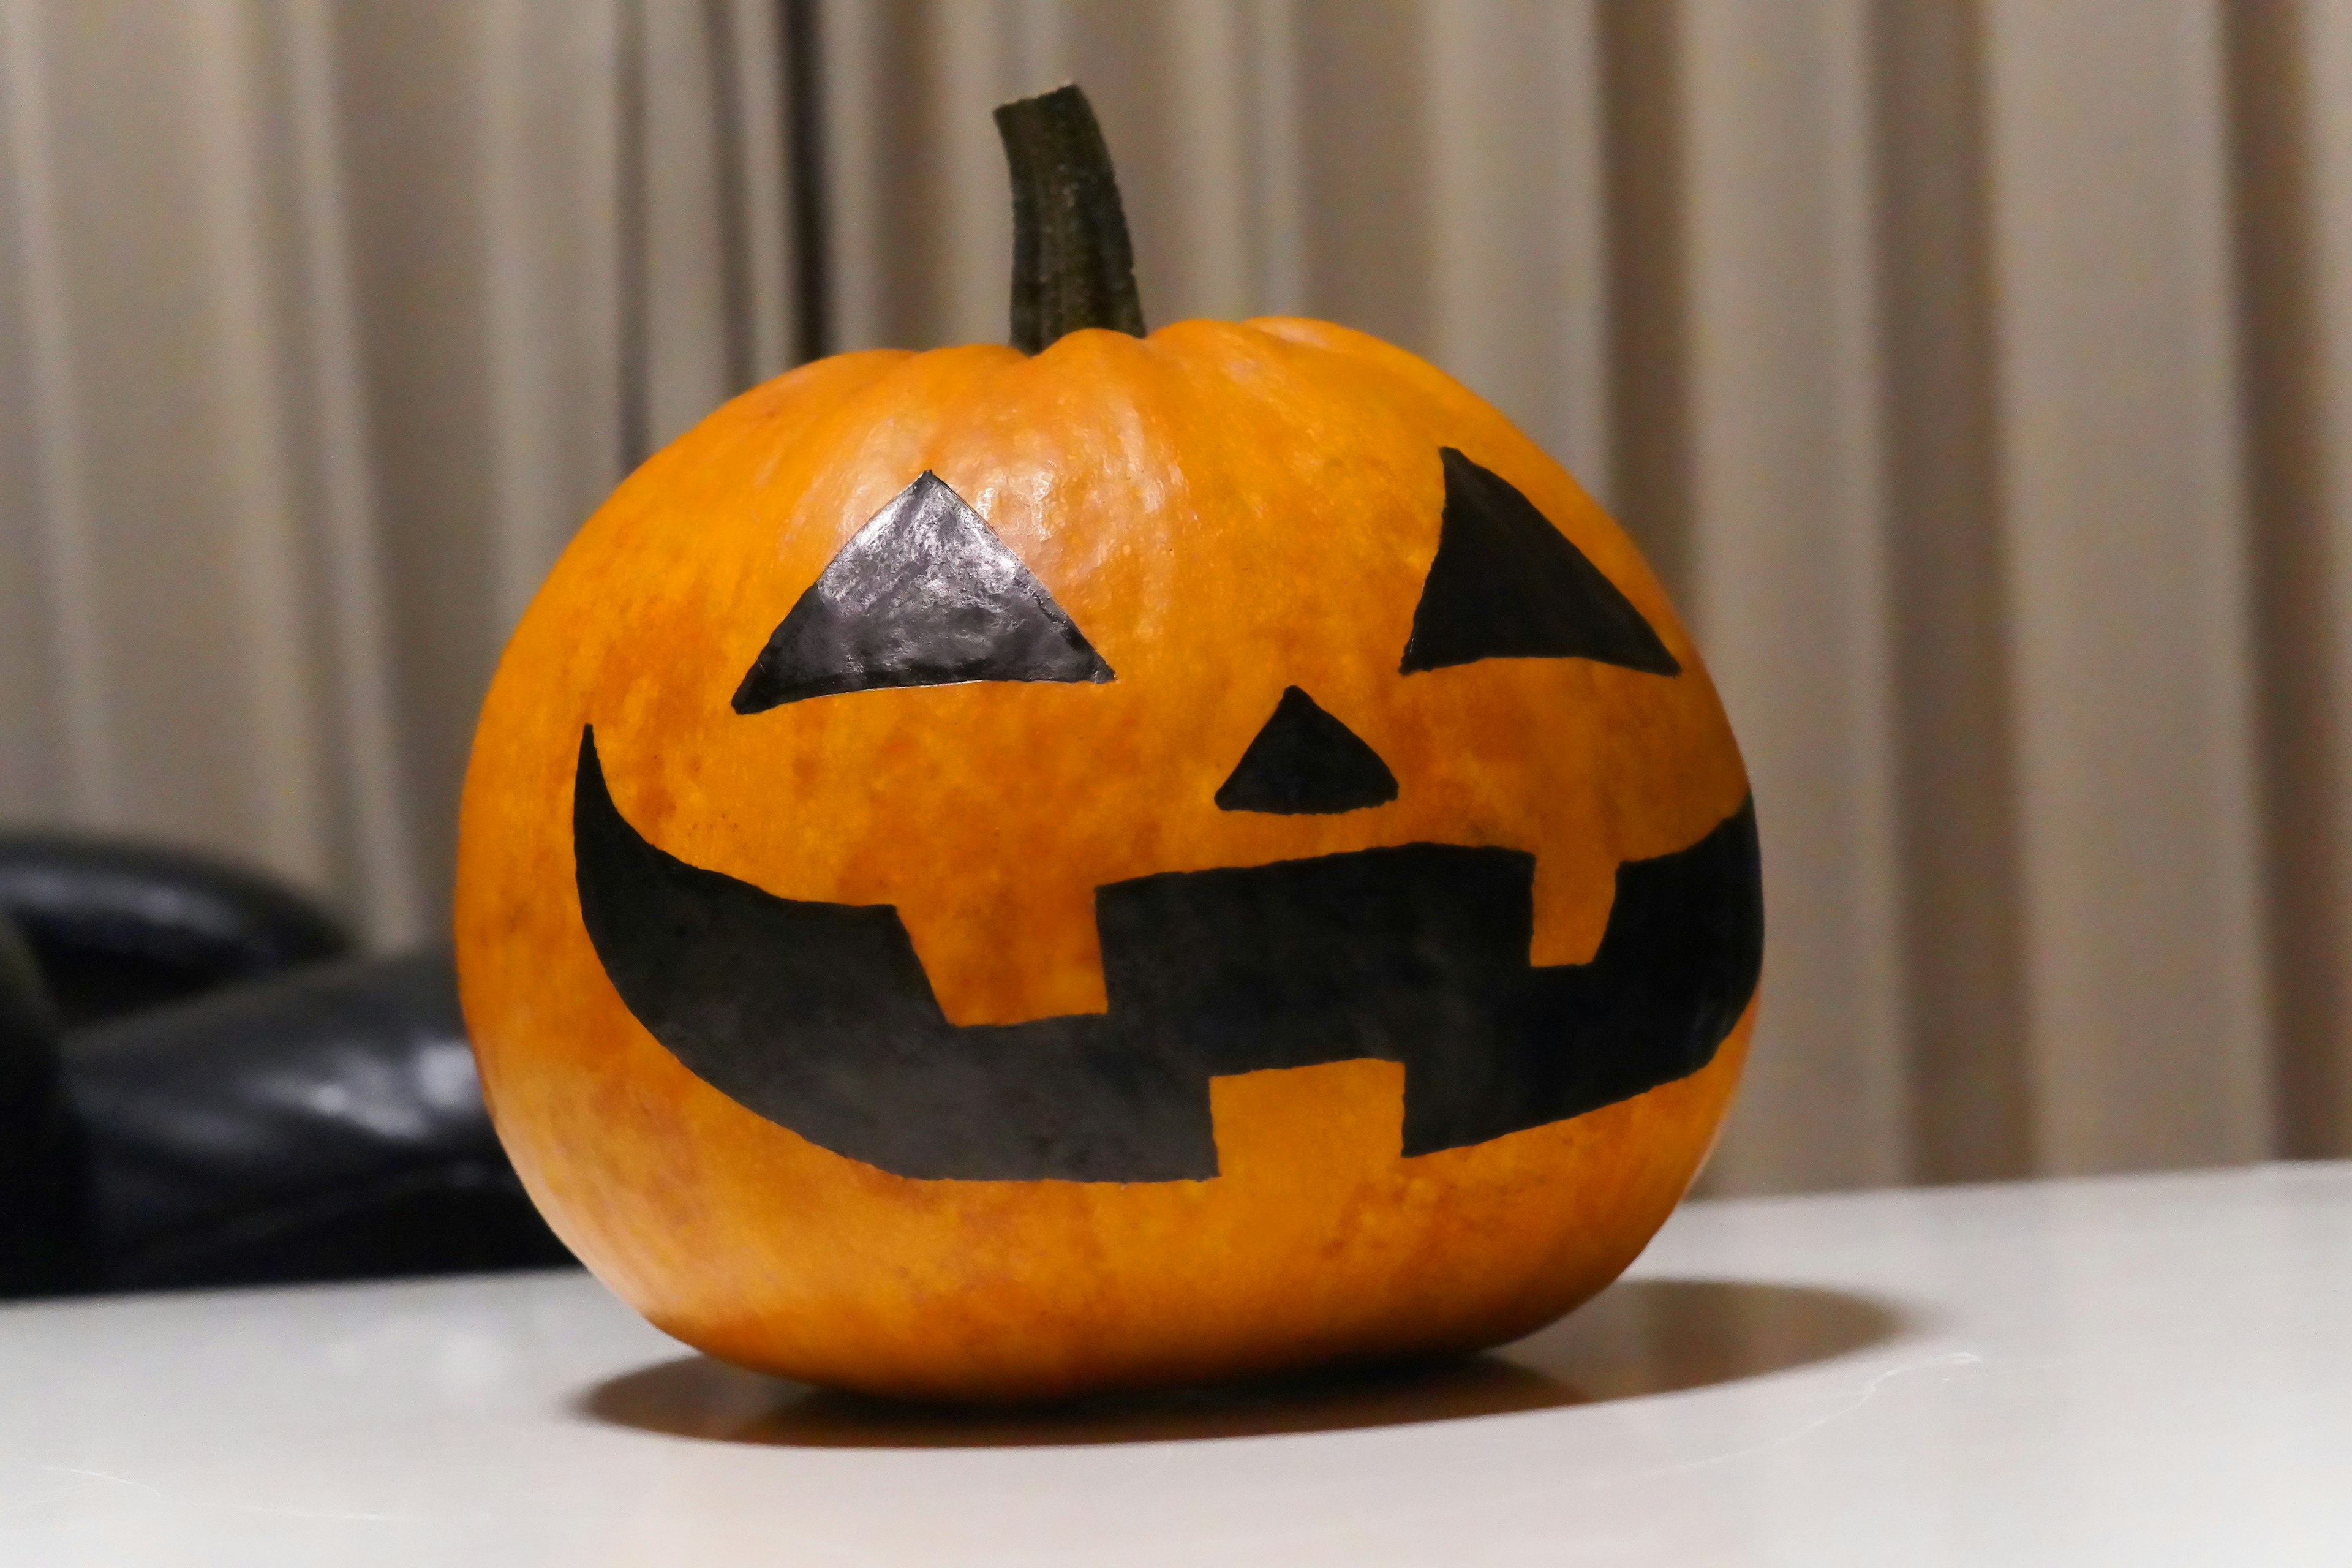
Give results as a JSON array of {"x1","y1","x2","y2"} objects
[{"x1": 577, "y1": 1276, "x2": 1911, "y2": 1449}]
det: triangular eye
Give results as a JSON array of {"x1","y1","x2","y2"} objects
[
  {"x1": 1399, "y1": 448, "x2": 1679, "y2": 677},
  {"x1": 734, "y1": 472, "x2": 1114, "y2": 713}
]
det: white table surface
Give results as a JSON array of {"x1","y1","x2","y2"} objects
[{"x1": 4, "y1": 1163, "x2": 2346, "y2": 1566}]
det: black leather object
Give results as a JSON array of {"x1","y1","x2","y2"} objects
[
  {"x1": 0, "y1": 834, "x2": 573, "y2": 1297},
  {"x1": 62, "y1": 949, "x2": 573, "y2": 1291},
  {"x1": 0, "y1": 833, "x2": 353, "y2": 1027},
  {"x1": 0, "y1": 910, "x2": 86, "y2": 1295}
]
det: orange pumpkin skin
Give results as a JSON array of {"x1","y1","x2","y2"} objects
[{"x1": 455, "y1": 317, "x2": 1755, "y2": 1401}]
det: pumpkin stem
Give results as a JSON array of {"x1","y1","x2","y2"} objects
[{"x1": 994, "y1": 85, "x2": 1146, "y2": 352}]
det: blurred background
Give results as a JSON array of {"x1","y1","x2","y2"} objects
[{"x1": 1, "y1": 0, "x2": 2346, "y2": 1199}]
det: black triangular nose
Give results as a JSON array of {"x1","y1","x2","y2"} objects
[{"x1": 1215, "y1": 687, "x2": 1399, "y2": 815}]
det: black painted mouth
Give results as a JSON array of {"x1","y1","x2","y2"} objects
[{"x1": 572, "y1": 726, "x2": 1762, "y2": 1182}]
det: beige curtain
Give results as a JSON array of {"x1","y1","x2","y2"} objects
[
  {"x1": 3, "y1": 0, "x2": 2349, "y2": 1196},
  {"x1": 0, "y1": 0, "x2": 801, "y2": 944}
]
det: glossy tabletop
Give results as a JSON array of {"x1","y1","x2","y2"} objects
[{"x1": 4, "y1": 1163, "x2": 2347, "y2": 1566}]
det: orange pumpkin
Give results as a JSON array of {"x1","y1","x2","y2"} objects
[{"x1": 456, "y1": 87, "x2": 1758, "y2": 1401}]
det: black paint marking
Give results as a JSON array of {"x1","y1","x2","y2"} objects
[
  {"x1": 575, "y1": 726, "x2": 1760, "y2": 1181},
  {"x1": 733, "y1": 472, "x2": 1114, "y2": 714},
  {"x1": 1400, "y1": 448, "x2": 1681, "y2": 677},
  {"x1": 1214, "y1": 687, "x2": 1399, "y2": 815}
]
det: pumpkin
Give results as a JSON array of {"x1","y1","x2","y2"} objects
[{"x1": 455, "y1": 86, "x2": 1760, "y2": 1401}]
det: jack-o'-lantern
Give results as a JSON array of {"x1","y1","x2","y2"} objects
[{"x1": 456, "y1": 87, "x2": 1760, "y2": 1401}]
